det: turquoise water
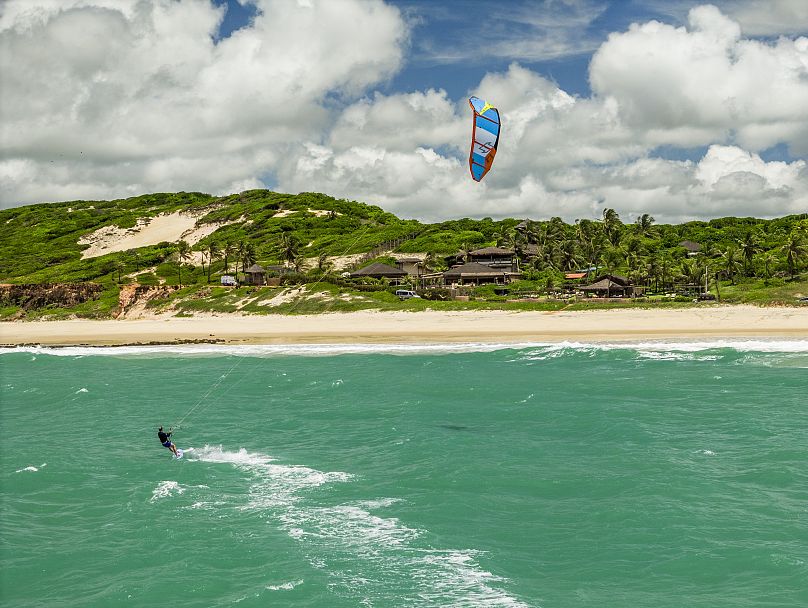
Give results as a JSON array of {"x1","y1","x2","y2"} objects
[{"x1": 1, "y1": 341, "x2": 807, "y2": 607}]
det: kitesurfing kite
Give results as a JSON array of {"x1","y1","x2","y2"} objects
[{"x1": 468, "y1": 96, "x2": 500, "y2": 182}]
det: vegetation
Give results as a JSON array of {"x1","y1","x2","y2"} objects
[{"x1": 0, "y1": 189, "x2": 806, "y2": 319}]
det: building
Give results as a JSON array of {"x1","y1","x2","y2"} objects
[
  {"x1": 350, "y1": 262, "x2": 408, "y2": 283},
  {"x1": 467, "y1": 247, "x2": 517, "y2": 271},
  {"x1": 679, "y1": 240, "x2": 702, "y2": 257},
  {"x1": 443, "y1": 262, "x2": 509, "y2": 286},
  {"x1": 395, "y1": 257, "x2": 424, "y2": 277},
  {"x1": 243, "y1": 264, "x2": 267, "y2": 286},
  {"x1": 580, "y1": 274, "x2": 635, "y2": 297}
]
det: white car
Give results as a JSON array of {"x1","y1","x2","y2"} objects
[{"x1": 395, "y1": 289, "x2": 420, "y2": 300}]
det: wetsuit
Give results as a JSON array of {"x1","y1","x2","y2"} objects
[{"x1": 158, "y1": 430, "x2": 173, "y2": 448}]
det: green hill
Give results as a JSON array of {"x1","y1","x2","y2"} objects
[{"x1": 0, "y1": 189, "x2": 806, "y2": 318}]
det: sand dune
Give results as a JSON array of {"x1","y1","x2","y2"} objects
[{"x1": 78, "y1": 211, "x2": 238, "y2": 259}]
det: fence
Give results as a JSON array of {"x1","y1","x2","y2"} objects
[{"x1": 347, "y1": 231, "x2": 424, "y2": 270}]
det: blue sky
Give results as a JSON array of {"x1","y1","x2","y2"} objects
[
  {"x1": 2, "y1": 0, "x2": 807, "y2": 221},
  {"x1": 212, "y1": 0, "x2": 804, "y2": 166},
  {"x1": 213, "y1": 1, "x2": 678, "y2": 98}
]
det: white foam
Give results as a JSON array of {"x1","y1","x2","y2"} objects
[
  {"x1": 265, "y1": 580, "x2": 303, "y2": 591},
  {"x1": 5, "y1": 338, "x2": 808, "y2": 358},
  {"x1": 188, "y1": 445, "x2": 527, "y2": 606},
  {"x1": 75, "y1": 387, "x2": 88, "y2": 393},
  {"x1": 14, "y1": 462, "x2": 45, "y2": 473},
  {"x1": 636, "y1": 351, "x2": 722, "y2": 361},
  {"x1": 150, "y1": 480, "x2": 185, "y2": 502}
]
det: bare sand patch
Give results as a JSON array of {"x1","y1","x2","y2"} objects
[
  {"x1": 258, "y1": 287, "x2": 306, "y2": 307},
  {"x1": 78, "y1": 210, "x2": 241, "y2": 259}
]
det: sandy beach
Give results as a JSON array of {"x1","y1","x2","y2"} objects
[{"x1": 2, "y1": 306, "x2": 807, "y2": 346}]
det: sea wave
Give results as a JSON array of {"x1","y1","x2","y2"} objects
[
  {"x1": 187, "y1": 444, "x2": 527, "y2": 607},
  {"x1": 4, "y1": 338, "x2": 808, "y2": 358}
]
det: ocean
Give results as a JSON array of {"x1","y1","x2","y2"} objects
[{"x1": 1, "y1": 341, "x2": 807, "y2": 607}]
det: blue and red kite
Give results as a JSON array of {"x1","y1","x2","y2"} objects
[{"x1": 468, "y1": 96, "x2": 501, "y2": 182}]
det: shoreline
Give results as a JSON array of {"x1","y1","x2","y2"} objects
[{"x1": 2, "y1": 306, "x2": 808, "y2": 347}]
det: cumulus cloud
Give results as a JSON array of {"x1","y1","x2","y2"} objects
[
  {"x1": 590, "y1": 4, "x2": 808, "y2": 152},
  {"x1": 0, "y1": 0, "x2": 406, "y2": 203},
  {"x1": 0, "y1": 1, "x2": 806, "y2": 225},
  {"x1": 720, "y1": 0, "x2": 808, "y2": 36}
]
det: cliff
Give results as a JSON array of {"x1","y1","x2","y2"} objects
[{"x1": 0, "y1": 283, "x2": 103, "y2": 309}]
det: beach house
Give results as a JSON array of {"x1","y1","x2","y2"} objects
[{"x1": 350, "y1": 262, "x2": 408, "y2": 284}]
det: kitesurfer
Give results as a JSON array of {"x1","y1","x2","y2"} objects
[{"x1": 157, "y1": 426, "x2": 179, "y2": 457}]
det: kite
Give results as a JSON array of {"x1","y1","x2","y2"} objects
[{"x1": 468, "y1": 96, "x2": 500, "y2": 182}]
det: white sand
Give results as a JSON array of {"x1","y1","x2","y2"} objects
[
  {"x1": 2, "y1": 306, "x2": 807, "y2": 346},
  {"x1": 78, "y1": 210, "x2": 240, "y2": 259}
]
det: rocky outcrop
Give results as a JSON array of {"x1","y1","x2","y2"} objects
[
  {"x1": 0, "y1": 283, "x2": 103, "y2": 309},
  {"x1": 116, "y1": 284, "x2": 178, "y2": 318}
]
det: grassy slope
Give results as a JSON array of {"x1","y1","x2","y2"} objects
[{"x1": 1, "y1": 190, "x2": 806, "y2": 319}]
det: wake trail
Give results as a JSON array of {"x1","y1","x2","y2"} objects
[{"x1": 185, "y1": 445, "x2": 528, "y2": 607}]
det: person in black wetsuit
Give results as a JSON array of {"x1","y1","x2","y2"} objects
[{"x1": 157, "y1": 426, "x2": 179, "y2": 457}]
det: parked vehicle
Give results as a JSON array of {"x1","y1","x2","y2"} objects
[{"x1": 395, "y1": 289, "x2": 420, "y2": 300}]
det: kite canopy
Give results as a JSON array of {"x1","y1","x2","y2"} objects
[{"x1": 468, "y1": 96, "x2": 500, "y2": 182}]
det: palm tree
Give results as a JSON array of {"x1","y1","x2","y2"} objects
[
  {"x1": 240, "y1": 242, "x2": 257, "y2": 272},
  {"x1": 292, "y1": 255, "x2": 305, "y2": 273},
  {"x1": 634, "y1": 213, "x2": 655, "y2": 237},
  {"x1": 115, "y1": 259, "x2": 126, "y2": 283},
  {"x1": 657, "y1": 251, "x2": 673, "y2": 292},
  {"x1": 424, "y1": 252, "x2": 445, "y2": 272},
  {"x1": 602, "y1": 208, "x2": 622, "y2": 247},
  {"x1": 721, "y1": 245, "x2": 741, "y2": 284},
  {"x1": 622, "y1": 236, "x2": 644, "y2": 271},
  {"x1": 175, "y1": 240, "x2": 191, "y2": 287},
  {"x1": 278, "y1": 233, "x2": 300, "y2": 267},
  {"x1": 495, "y1": 228, "x2": 519, "y2": 252},
  {"x1": 206, "y1": 242, "x2": 221, "y2": 283},
  {"x1": 222, "y1": 240, "x2": 235, "y2": 274},
  {"x1": 128, "y1": 249, "x2": 141, "y2": 272},
  {"x1": 679, "y1": 258, "x2": 704, "y2": 287},
  {"x1": 199, "y1": 249, "x2": 209, "y2": 278},
  {"x1": 557, "y1": 239, "x2": 581, "y2": 271},
  {"x1": 600, "y1": 247, "x2": 623, "y2": 277},
  {"x1": 236, "y1": 240, "x2": 248, "y2": 273},
  {"x1": 738, "y1": 231, "x2": 760, "y2": 277},
  {"x1": 316, "y1": 252, "x2": 332, "y2": 274},
  {"x1": 782, "y1": 232, "x2": 806, "y2": 279},
  {"x1": 759, "y1": 251, "x2": 776, "y2": 281}
]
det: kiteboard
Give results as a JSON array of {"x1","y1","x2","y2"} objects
[{"x1": 174, "y1": 448, "x2": 184, "y2": 460}]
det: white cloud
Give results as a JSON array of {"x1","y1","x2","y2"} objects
[
  {"x1": 589, "y1": 5, "x2": 808, "y2": 152},
  {"x1": 0, "y1": 2, "x2": 806, "y2": 225},
  {"x1": 0, "y1": 0, "x2": 406, "y2": 203},
  {"x1": 720, "y1": 0, "x2": 808, "y2": 36}
]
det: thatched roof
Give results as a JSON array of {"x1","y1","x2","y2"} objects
[
  {"x1": 679, "y1": 240, "x2": 702, "y2": 252},
  {"x1": 443, "y1": 262, "x2": 505, "y2": 278},
  {"x1": 350, "y1": 262, "x2": 407, "y2": 278},
  {"x1": 590, "y1": 274, "x2": 630, "y2": 286},
  {"x1": 244, "y1": 264, "x2": 266, "y2": 274},
  {"x1": 581, "y1": 278, "x2": 629, "y2": 291},
  {"x1": 469, "y1": 247, "x2": 513, "y2": 256}
]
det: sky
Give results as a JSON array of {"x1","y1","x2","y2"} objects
[{"x1": 1, "y1": 0, "x2": 807, "y2": 223}]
